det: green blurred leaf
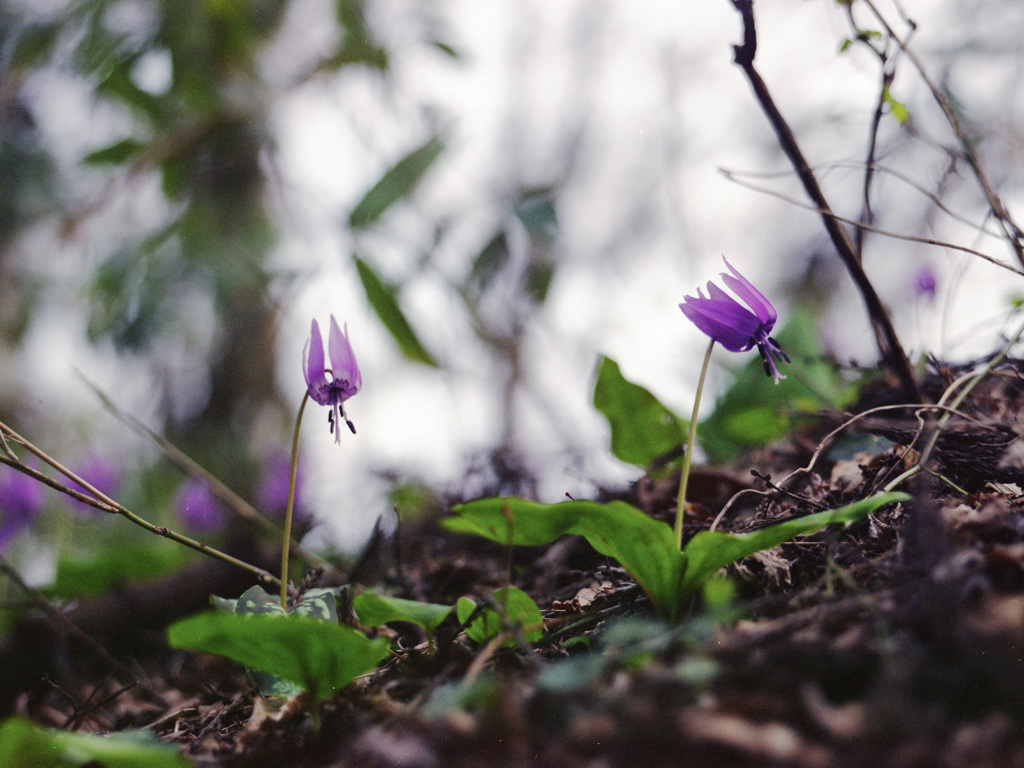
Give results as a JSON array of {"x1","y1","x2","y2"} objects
[
  {"x1": 456, "y1": 586, "x2": 543, "y2": 646},
  {"x1": 593, "y1": 356, "x2": 687, "y2": 467},
  {"x1": 354, "y1": 255, "x2": 438, "y2": 366},
  {"x1": 348, "y1": 137, "x2": 444, "y2": 229},
  {"x1": 678, "y1": 492, "x2": 909, "y2": 597},
  {"x1": 882, "y1": 86, "x2": 910, "y2": 125},
  {"x1": 513, "y1": 191, "x2": 558, "y2": 243},
  {"x1": 444, "y1": 497, "x2": 684, "y2": 620},
  {"x1": 0, "y1": 716, "x2": 189, "y2": 768},
  {"x1": 53, "y1": 541, "x2": 184, "y2": 598},
  {"x1": 167, "y1": 611, "x2": 389, "y2": 702},
  {"x1": 82, "y1": 138, "x2": 149, "y2": 167},
  {"x1": 698, "y1": 309, "x2": 855, "y2": 463},
  {"x1": 354, "y1": 593, "x2": 453, "y2": 636},
  {"x1": 466, "y1": 232, "x2": 510, "y2": 298}
]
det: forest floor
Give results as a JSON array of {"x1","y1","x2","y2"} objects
[{"x1": 5, "y1": 362, "x2": 1024, "y2": 767}]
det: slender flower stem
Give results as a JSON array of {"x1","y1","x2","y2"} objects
[
  {"x1": 676, "y1": 339, "x2": 714, "y2": 550},
  {"x1": 281, "y1": 391, "x2": 311, "y2": 609}
]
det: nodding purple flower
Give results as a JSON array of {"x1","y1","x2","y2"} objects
[
  {"x1": 0, "y1": 466, "x2": 45, "y2": 552},
  {"x1": 913, "y1": 266, "x2": 937, "y2": 302},
  {"x1": 303, "y1": 315, "x2": 362, "y2": 443},
  {"x1": 679, "y1": 256, "x2": 790, "y2": 384},
  {"x1": 174, "y1": 480, "x2": 227, "y2": 534}
]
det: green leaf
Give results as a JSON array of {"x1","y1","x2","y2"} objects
[
  {"x1": 167, "y1": 611, "x2": 389, "y2": 702},
  {"x1": 678, "y1": 492, "x2": 909, "y2": 597},
  {"x1": 882, "y1": 86, "x2": 910, "y2": 125},
  {"x1": 230, "y1": 585, "x2": 338, "y2": 696},
  {"x1": 348, "y1": 137, "x2": 444, "y2": 229},
  {"x1": 353, "y1": 593, "x2": 453, "y2": 636},
  {"x1": 82, "y1": 138, "x2": 149, "y2": 167},
  {"x1": 455, "y1": 586, "x2": 543, "y2": 646},
  {"x1": 234, "y1": 584, "x2": 287, "y2": 616},
  {"x1": 444, "y1": 498, "x2": 685, "y2": 620},
  {"x1": 292, "y1": 588, "x2": 339, "y2": 622},
  {"x1": 0, "y1": 716, "x2": 190, "y2": 768},
  {"x1": 445, "y1": 492, "x2": 909, "y2": 622},
  {"x1": 354, "y1": 255, "x2": 438, "y2": 366},
  {"x1": 593, "y1": 356, "x2": 687, "y2": 467},
  {"x1": 698, "y1": 309, "x2": 856, "y2": 463}
]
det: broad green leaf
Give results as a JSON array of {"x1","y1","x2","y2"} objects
[
  {"x1": 593, "y1": 356, "x2": 687, "y2": 467},
  {"x1": 456, "y1": 586, "x2": 543, "y2": 646},
  {"x1": 698, "y1": 309, "x2": 856, "y2": 464},
  {"x1": 354, "y1": 256, "x2": 439, "y2": 366},
  {"x1": 0, "y1": 716, "x2": 189, "y2": 768},
  {"x1": 446, "y1": 492, "x2": 908, "y2": 622},
  {"x1": 348, "y1": 137, "x2": 444, "y2": 228},
  {"x1": 167, "y1": 611, "x2": 389, "y2": 702},
  {"x1": 444, "y1": 498, "x2": 685, "y2": 620},
  {"x1": 678, "y1": 492, "x2": 909, "y2": 597},
  {"x1": 354, "y1": 593, "x2": 453, "y2": 636},
  {"x1": 231, "y1": 585, "x2": 338, "y2": 696}
]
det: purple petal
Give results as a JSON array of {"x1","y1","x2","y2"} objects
[
  {"x1": 719, "y1": 256, "x2": 776, "y2": 327},
  {"x1": 680, "y1": 297, "x2": 761, "y2": 351},
  {"x1": 328, "y1": 316, "x2": 361, "y2": 396},
  {"x1": 175, "y1": 480, "x2": 227, "y2": 533},
  {"x1": 304, "y1": 319, "x2": 329, "y2": 403}
]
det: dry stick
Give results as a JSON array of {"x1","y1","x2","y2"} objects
[
  {"x1": 0, "y1": 422, "x2": 279, "y2": 589},
  {"x1": 728, "y1": 0, "x2": 920, "y2": 402},
  {"x1": 708, "y1": 401, "x2": 977, "y2": 532},
  {"x1": 860, "y1": 0, "x2": 1024, "y2": 268},
  {"x1": 884, "y1": 315, "x2": 1024, "y2": 492},
  {"x1": 0, "y1": 553, "x2": 165, "y2": 705},
  {"x1": 78, "y1": 373, "x2": 326, "y2": 570}
]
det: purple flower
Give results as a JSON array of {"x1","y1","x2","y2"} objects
[
  {"x1": 0, "y1": 466, "x2": 45, "y2": 552},
  {"x1": 679, "y1": 256, "x2": 790, "y2": 384},
  {"x1": 913, "y1": 266, "x2": 937, "y2": 301},
  {"x1": 257, "y1": 449, "x2": 305, "y2": 517},
  {"x1": 303, "y1": 315, "x2": 361, "y2": 442},
  {"x1": 66, "y1": 453, "x2": 120, "y2": 514},
  {"x1": 174, "y1": 480, "x2": 227, "y2": 533}
]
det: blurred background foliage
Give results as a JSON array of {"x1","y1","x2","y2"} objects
[{"x1": 2, "y1": 0, "x2": 1024, "y2": 587}]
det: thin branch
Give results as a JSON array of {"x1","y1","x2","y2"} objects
[
  {"x1": 76, "y1": 372, "x2": 326, "y2": 570},
  {"x1": 0, "y1": 422, "x2": 279, "y2": 589},
  {"x1": 728, "y1": 0, "x2": 920, "y2": 401},
  {"x1": 0, "y1": 554, "x2": 165, "y2": 706},
  {"x1": 859, "y1": 0, "x2": 1024, "y2": 267},
  {"x1": 717, "y1": 168, "x2": 1024, "y2": 277}
]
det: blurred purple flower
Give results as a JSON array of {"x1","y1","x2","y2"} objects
[
  {"x1": 913, "y1": 266, "x2": 937, "y2": 301},
  {"x1": 66, "y1": 453, "x2": 119, "y2": 514},
  {"x1": 175, "y1": 480, "x2": 226, "y2": 534},
  {"x1": 257, "y1": 450, "x2": 305, "y2": 517},
  {"x1": 0, "y1": 466, "x2": 45, "y2": 552},
  {"x1": 303, "y1": 315, "x2": 362, "y2": 442},
  {"x1": 679, "y1": 256, "x2": 790, "y2": 384}
]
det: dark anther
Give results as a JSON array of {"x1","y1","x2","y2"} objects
[{"x1": 328, "y1": 411, "x2": 335, "y2": 434}]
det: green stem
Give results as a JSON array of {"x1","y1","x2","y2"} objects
[
  {"x1": 281, "y1": 392, "x2": 311, "y2": 609},
  {"x1": 676, "y1": 339, "x2": 714, "y2": 550}
]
